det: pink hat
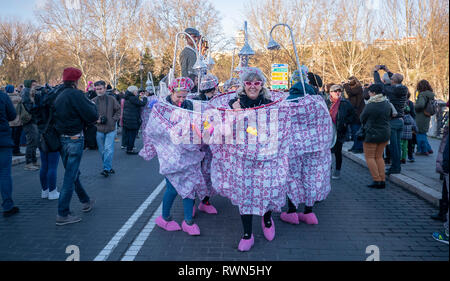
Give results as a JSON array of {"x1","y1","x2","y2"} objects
[{"x1": 169, "y1": 77, "x2": 194, "y2": 93}]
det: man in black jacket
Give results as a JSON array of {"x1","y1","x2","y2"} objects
[
  {"x1": 122, "y1": 85, "x2": 147, "y2": 154},
  {"x1": 53, "y1": 67, "x2": 98, "y2": 226},
  {"x1": 373, "y1": 65, "x2": 408, "y2": 175},
  {"x1": 21, "y1": 79, "x2": 40, "y2": 170}
]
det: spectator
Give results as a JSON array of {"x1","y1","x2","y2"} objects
[
  {"x1": 6, "y1": 85, "x2": 24, "y2": 156},
  {"x1": 0, "y1": 88, "x2": 19, "y2": 217},
  {"x1": 34, "y1": 85, "x2": 63, "y2": 200},
  {"x1": 123, "y1": 85, "x2": 147, "y2": 154},
  {"x1": 414, "y1": 79, "x2": 436, "y2": 156},
  {"x1": 321, "y1": 83, "x2": 335, "y2": 108},
  {"x1": 54, "y1": 67, "x2": 98, "y2": 226},
  {"x1": 360, "y1": 84, "x2": 392, "y2": 189},
  {"x1": 373, "y1": 65, "x2": 408, "y2": 175},
  {"x1": 180, "y1": 28, "x2": 200, "y2": 83},
  {"x1": 289, "y1": 67, "x2": 316, "y2": 97},
  {"x1": 92, "y1": 81, "x2": 121, "y2": 177},
  {"x1": 21, "y1": 79, "x2": 40, "y2": 171},
  {"x1": 193, "y1": 74, "x2": 219, "y2": 101},
  {"x1": 329, "y1": 84, "x2": 357, "y2": 180},
  {"x1": 406, "y1": 91, "x2": 417, "y2": 162},
  {"x1": 400, "y1": 105, "x2": 418, "y2": 164},
  {"x1": 432, "y1": 136, "x2": 449, "y2": 245},
  {"x1": 344, "y1": 76, "x2": 365, "y2": 154}
]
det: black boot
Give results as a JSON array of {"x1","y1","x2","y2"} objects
[
  {"x1": 431, "y1": 200, "x2": 448, "y2": 222},
  {"x1": 367, "y1": 181, "x2": 380, "y2": 188},
  {"x1": 377, "y1": 181, "x2": 386, "y2": 189}
]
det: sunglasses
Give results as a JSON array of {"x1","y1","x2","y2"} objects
[
  {"x1": 244, "y1": 81, "x2": 262, "y2": 87},
  {"x1": 331, "y1": 90, "x2": 342, "y2": 93}
]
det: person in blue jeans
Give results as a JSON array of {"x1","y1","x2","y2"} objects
[
  {"x1": 39, "y1": 150, "x2": 60, "y2": 200},
  {"x1": 388, "y1": 117, "x2": 404, "y2": 174},
  {"x1": 92, "y1": 81, "x2": 121, "y2": 177},
  {"x1": 161, "y1": 178, "x2": 195, "y2": 227},
  {"x1": 0, "y1": 89, "x2": 20, "y2": 217},
  {"x1": 53, "y1": 67, "x2": 98, "y2": 225}
]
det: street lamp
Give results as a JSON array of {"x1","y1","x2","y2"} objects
[
  {"x1": 146, "y1": 71, "x2": 156, "y2": 95},
  {"x1": 139, "y1": 52, "x2": 144, "y2": 90},
  {"x1": 236, "y1": 21, "x2": 255, "y2": 72},
  {"x1": 267, "y1": 23, "x2": 306, "y2": 94}
]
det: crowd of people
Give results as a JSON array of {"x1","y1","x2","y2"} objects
[{"x1": 0, "y1": 27, "x2": 448, "y2": 251}]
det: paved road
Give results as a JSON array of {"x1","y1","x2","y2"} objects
[{"x1": 0, "y1": 140, "x2": 448, "y2": 261}]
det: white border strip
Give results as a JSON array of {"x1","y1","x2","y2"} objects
[
  {"x1": 121, "y1": 203, "x2": 163, "y2": 261},
  {"x1": 93, "y1": 180, "x2": 165, "y2": 261}
]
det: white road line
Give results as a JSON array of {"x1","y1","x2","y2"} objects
[
  {"x1": 93, "y1": 180, "x2": 165, "y2": 261},
  {"x1": 121, "y1": 203, "x2": 163, "y2": 261}
]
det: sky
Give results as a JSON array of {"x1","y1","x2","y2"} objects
[{"x1": 0, "y1": 0, "x2": 246, "y2": 40}]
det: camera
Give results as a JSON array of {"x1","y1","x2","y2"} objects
[
  {"x1": 379, "y1": 65, "x2": 386, "y2": 70},
  {"x1": 99, "y1": 116, "x2": 108, "y2": 124}
]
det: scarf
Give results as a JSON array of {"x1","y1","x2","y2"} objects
[
  {"x1": 239, "y1": 94, "x2": 271, "y2": 109},
  {"x1": 329, "y1": 97, "x2": 341, "y2": 125},
  {"x1": 367, "y1": 94, "x2": 387, "y2": 104}
]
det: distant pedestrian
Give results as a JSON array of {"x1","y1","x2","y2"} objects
[
  {"x1": 0, "y1": 88, "x2": 20, "y2": 217},
  {"x1": 122, "y1": 86, "x2": 147, "y2": 154},
  {"x1": 344, "y1": 76, "x2": 365, "y2": 154},
  {"x1": 400, "y1": 105, "x2": 418, "y2": 164},
  {"x1": 360, "y1": 84, "x2": 392, "y2": 189},
  {"x1": 53, "y1": 67, "x2": 98, "y2": 226},
  {"x1": 406, "y1": 91, "x2": 417, "y2": 162},
  {"x1": 414, "y1": 79, "x2": 436, "y2": 156},
  {"x1": 5, "y1": 85, "x2": 24, "y2": 157},
  {"x1": 20, "y1": 79, "x2": 40, "y2": 171},
  {"x1": 92, "y1": 81, "x2": 121, "y2": 177}
]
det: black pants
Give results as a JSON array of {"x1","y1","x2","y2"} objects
[
  {"x1": 23, "y1": 123, "x2": 38, "y2": 164},
  {"x1": 123, "y1": 128, "x2": 138, "y2": 151},
  {"x1": 84, "y1": 124, "x2": 98, "y2": 149},
  {"x1": 10, "y1": 126, "x2": 23, "y2": 154},
  {"x1": 332, "y1": 141, "x2": 343, "y2": 170}
]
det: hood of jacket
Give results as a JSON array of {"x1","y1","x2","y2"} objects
[{"x1": 289, "y1": 82, "x2": 316, "y2": 97}]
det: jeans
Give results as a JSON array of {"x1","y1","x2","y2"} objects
[
  {"x1": 162, "y1": 178, "x2": 194, "y2": 222},
  {"x1": 123, "y1": 128, "x2": 138, "y2": 151},
  {"x1": 416, "y1": 133, "x2": 432, "y2": 153},
  {"x1": 11, "y1": 126, "x2": 23, "y2": 154},
  {"x1": 363, "y1": 142, "x2": 388, "y2": 182},
  {"x1": 0, "y1": 148, "x2": 14, "y2": 211},
  {"x1": 96, "y1": 130, "x2": 116, "y2": 171},
  {"x1": 389, "y1": 118, "x2": 404, "y2": 172},
  {"x1": 39, "y1": 149, "x2": 60, "y2": 192},
  {"x1": 23, "y1": 123, "x2": 39, "y2": 164},
  {"x1": 58, "y1": 137, "x2": 90, "y2": 217},
  {"x1": 350, "y1": 123, "x2": 363, "y2": 151}
]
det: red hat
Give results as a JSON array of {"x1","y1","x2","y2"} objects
[{"x1": 62, "y1": 67, "x2": 82, "y2": 82}]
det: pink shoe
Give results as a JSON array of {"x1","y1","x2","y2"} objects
[
  {"x1": 298, "y1": 212, "x2": 318, "y2": 225},
  {"x1": 261, "y1": 218, "x2": 275, "y2": 241},
  {"x1": 280, "y1": 212, "x2": 300, "y2": 224},
  {"x1": 198, "y1": 202, "x2": 218, "y2": 214},
  {"x1": 238, "y1": 234, "x2": 254, "y2": 252},
  {"x1": 182, "y1": 220, "x2": 201, "y2": 236},
  {"x1": 192, "y1": 205, "x2": 196, "y2": 218},
  {"x1": 155, "y1": 216, "x2": 181, "y2": 231}
]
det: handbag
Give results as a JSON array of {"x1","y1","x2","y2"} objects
[{"x1": 40, "y1": 109, "x2": 61, "y2": 153}]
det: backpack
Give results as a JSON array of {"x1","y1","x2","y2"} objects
[
  {"x1": 16, "y1": 101, "x2": 32, "y2": 124},
  {"x1": 424, "y1": 97, "x2": 438, "y2": 117}
]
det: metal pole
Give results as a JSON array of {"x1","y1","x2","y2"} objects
[{"x1": 230, "y1": 48, "x2": 235, "y2": 80}]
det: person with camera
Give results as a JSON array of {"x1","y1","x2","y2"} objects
[
  {"x1": 360, "y1": 84, "x2": 393, "y2": 189},
  {"x1": 373, "y1": 65, "x2": 408, "y2": 175},
  {"x1": 92, "y1": 81, "x2": 121, "y2": 177},
  {"x1": 53, "y1": 67, "x2": 98, "y2": 226},
  {"x1": 20, "y1": 79, "x2": 40, "y2": 171},
  {"x1": 123, "y1": 86, "x2": 147, "y2": 154},
  {"x1": 5, "y1": 85, "x2": 24, "y2": 157}
]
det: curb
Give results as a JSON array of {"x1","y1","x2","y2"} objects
[{"x1": 342, "y1": 150, "x2": 440, "y2": 207}]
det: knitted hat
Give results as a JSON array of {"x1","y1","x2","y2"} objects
[
  {"x1": 199, "y1": 74, "x2": 219, "y2": 91},
  {"x1": 168, "y1": 77, "x2": 194, "y2": 93},
  {"x1": 330, "y1": 84, "x2": 344, "y2": 92},
  {"x1": 290, "y1": 65, "x2": 309, "y2": 85},
  {"x1": 127, "y1": 85, "x2": 139, "y2": 93},
  {"x1": 62, "y1": 67, "x2": 82, "y2": 82},
  {"x1": 5, "y1": 85, "x2": 14, "y2": 93}
]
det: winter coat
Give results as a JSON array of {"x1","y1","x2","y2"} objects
[
  {"x1": 343, "y1": 83, "x2": 365, "y2": 123},
  {"x1": 54, "y1": 85, "x2": 99, "y2": 136},
  {"x1": 0, "y1": 91, "x2": 17, "y2": 147},
  {"x1": 287, "y1": 81, "x2": 317, "y2": 99},
  {"x1": 180, "y1": 46, "x2": 197, "y2": 82},
  {"x1": 20, "y1": 87, "x2": 39, "y2": 125},
  {"x1": 123, "y1": 91, "x2": 147, "y2": 130},
  {"x1": 333, "y1": 98, "x2": 356, "y2": 143},
  {"x1": 436, "y1": 125, "x2": 449, "y2": 174},
  {"x1": 360, "y1": 95, "x2": 392, "y2": 143},
  {"x1": 7, "y1": 92, "x2": 22, "y2": 127},
  {"x1": 415, "y1": 90, "x2": 436, "y2": 134},
  {"x1": 92, "y1": 94, "x2": 121, "y2": 133},
  {"x1": 401, "y1": 113, "x2": 418, "y2": 140},
  {"x1": 165, "y1": 95, "x2": 193, "y2": 110},
  {"x1": 374, "y1": 71, "x2": 408, "y2": 118}
]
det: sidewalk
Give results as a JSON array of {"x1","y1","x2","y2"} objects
[{"x1": 343, "y1": 137, "x2": 444, "y2": 207}]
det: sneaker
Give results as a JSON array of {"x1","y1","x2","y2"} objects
[
  {"x1": 121, "y1": 145, "x2": 126, "y2": 149},
  {"x1": 41, "y1": 189, "x2": 49, "y2": 199},
  {"x1": 198, "y1": 202, "x2": 218, "y2": 214},
  {"x1": 32, "y1": 162, "x2": 40, "y2": 168},
  {"x1": 3, "y1": 206, "x2": 19, "y2": 217},
  {"x1": 408, "y1": 158, "x2": 415, "y2": 162},
  {"x1": 82, "y1": 199, "x2": 95, "y2": 213},
  {"x1": 181, "y1": 220, "x2": 201, "y2": 236},
  {"x1": 432, "y1": 231, "x2": 449, "y2": 245},
  {"x1": 56, "y1": 214, "x2": 81, "y2": 226},
  {"x1": 48, "y1": 189, "x2": 60, "y2": 200},
  {"x1": 332, "y1": 170, "x2": 341, "y2": 179},
  {"x1": 126, "y1": 150, "x2": 139, "y2": 155},
  {"x1": 155, "y1": 216, "x2": 181, "y2": 231},
  {"x1": 24, "y1": 163, "x2": 39, "y2": 171},
  {"x1": 108, "y1": 169, "x2": 115, "y2": 174},
  {"x1": 238, "y1": 234, "x2": 254, "y2": 252},
  {"x1": 101, "y1": 170, "x2": 109, "y2": 177}
]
